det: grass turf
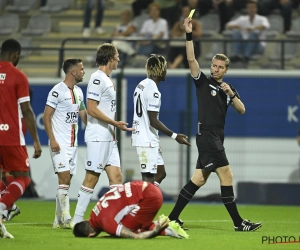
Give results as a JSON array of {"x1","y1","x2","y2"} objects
[{"x1": 1, "y1": 201, "x2": 300, "y2": 250}]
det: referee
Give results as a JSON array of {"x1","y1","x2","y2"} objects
[{"x1": 168, "y1": 16, "x2": 262, "y2": 232}]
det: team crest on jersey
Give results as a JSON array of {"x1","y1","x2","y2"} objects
[
  {"x1": 211, "y1": 90, "x2": 217, "y2": 96},
  {"x1": 93, "y1": 79, "x2": 100, "y2": 85},
  {"x1": 111, "y1": 100, "x2": 116, "y2": 112},
  {"x1": 52, "y1": 91, "x2": 59, "y2": 98},
  {"x1": 0, "y1": 73, "x2": 6, "y2": 84}
]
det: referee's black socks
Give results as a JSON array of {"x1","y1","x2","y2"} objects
[
  {"x1": 221, "y1": 185, "x2": 243, "y2": 227},
  {"x1": 169, "y1": 180, "x2": 199, "y2": 221}
]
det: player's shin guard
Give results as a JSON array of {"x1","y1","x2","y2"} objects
[
  {"x1": 57, "y1": 184, "x2": 71, "y2": 222},
  {"x1": 0, "y1": 177, "x2": 30, "y2": 210},
  {"x1": 73, "y1": 185, "x2": 93, "y2": 224},
  {"x1": 221, "y1": 185, "x2": 243, "y2": 227}
]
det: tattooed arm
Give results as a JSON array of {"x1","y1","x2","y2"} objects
[{"x1": 119, "y1": 216, "x2": 169, "y2": 239}]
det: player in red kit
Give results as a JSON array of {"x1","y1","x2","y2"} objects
[
  {"x1": 0, "y1": 39, "x2": 42, "y2": 239},
  {"x1": 73, "y1": 181, "x2": 189, "y2": 239}
]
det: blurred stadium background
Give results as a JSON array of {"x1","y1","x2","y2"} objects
[{"x1": 1, "y1": 0, "x2": 300, "y2": 204}]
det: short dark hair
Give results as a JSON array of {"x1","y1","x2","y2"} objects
[
  {"x1": 247, "y1": 0, "x2": 257, "y2": 5},
  {"x1": 146, "y1": 54, "x2": 167, "y2": 77},
  {"x1": 1, "y1": 39, "x2": 21, "y2": 55},
  {"x1": 212, "y1": 54, "x2": 230, "y2": 68},
  {"x1": 62, "y1": 58, "x2": 82, "y2": 74},
  {"x1": 73, "y1": 221, "x2": 91, "y2": 237},
  {"x1": 96, "y1": 43, "x2": 117, "y2": 66}
]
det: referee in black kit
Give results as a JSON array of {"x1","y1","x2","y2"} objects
[{"x1": 168, "y1": 16, "x2": 262, "y2": 232}]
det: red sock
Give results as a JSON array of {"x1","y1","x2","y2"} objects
[
  {"x1": 0, "y1": 180, "x2": 6, "y2": 192},
  {"x1": 0, "y1": 177, "x2": 31, "y2": 209},
  {"x1": 5, "y1": 175, "x2": 15, "y2": 185}
]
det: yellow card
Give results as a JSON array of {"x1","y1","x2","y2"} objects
[{"x1": 188, "y1": 9, "x2": 195, "y2": 18}]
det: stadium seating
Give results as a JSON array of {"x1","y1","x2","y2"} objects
[
  {"x1": 40, "y1": 0, "x2": 70, "y2": 13},
  {"x1": 265, "y1": 13, "x2": 284, "y2": 38},
  {"x1": 6, "y1": 0, "x2": 38, "y2": 13},
  {"x1": 21, "y1": 14, "x2": 52, "y2": 36},
  {"x1": 199, "y1": 13, "x2": 220, "y2": 37},
  {"x1": 0, "y1": 13, "x2": 19, "y2": 35},
  {"x1": 17, "y1": 37, "x2": 32, "y2": 58}
]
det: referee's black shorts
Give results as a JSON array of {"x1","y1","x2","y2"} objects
[{"x1": 196, "y1": 130, "x2": 229, "y2": 172}]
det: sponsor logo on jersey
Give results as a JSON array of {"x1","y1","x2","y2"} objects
[
  {"x1": 137, "y1": 84, "x2": 145, "y2": 91},
  {"x1": 111, "y1": 100, "x2": 116, "y2": 112},
  {"x1": 93, "y1": 79, "x2": 100, "y2": 85},
  {"x1": 88, "y1": 91, "x2": 99, "y2": 97},
  {"x1": 0, "y1": 124, "x2": 9, "y2": 131},
  {"x1": 149, "y1": 104, "x2": 159, "y2": 108},
  {"x1": 211, "y1": 90, "x2": 217, "y2": 96},
  {"x1": 153, "y1": 92, "x2": 159, "y2": 98},
  {"x1": 0, "y1": 73, "x2": 6, "y2": 84},
  {"x1": 52, "y1": 91, "x2": 59, "y2": 98},
  {"x1": 97, "y1": 164, "x2": 103, "y2": 170},
  {"x1": 65, "y1": 112, "x2": 79, "y2": 123},
  {"x1": 64, "y1": 98, "x2": 71, "y2": 100}
]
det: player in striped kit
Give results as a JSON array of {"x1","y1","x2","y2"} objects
[
  {"x1": 132, "y1": 54, "x2": 191, "y2": 187},
  {"x1": 73, "y1": 43, "x2": 134, "y2": 224},
  {"x1": 43, "y1": 58, "x2": 87, "y2": 229}
]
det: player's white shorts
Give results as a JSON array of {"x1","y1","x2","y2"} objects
[
  {"x1": 136, "y1": 146, "x2": 164, "y2": 174},
  {"x1": 50, "y1": 146, "x2": 78, "y2": 175},
  {"x1": 85, "y1": 141, "x2": 120, "y2": 174}
]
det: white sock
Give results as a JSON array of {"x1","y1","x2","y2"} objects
[
  {"x1": 154, "y1": 181, "x2": 160, "y2": 187},
  {"x1": 57, "y1": 184, "x2": 71, "y2": 222},
  {"x1": 164, "y1": 227, "x2": 174, "y2": 236},
  {"x1": 0, "y1": 202, "x2": 6, "y2": 216},
  {"x1": 73, "y1": 185, "x2": 93, "y2": 224},
  {"x1": 54, "y1": 194, "x2": 62, "y2": 223},
  {"x1": 109, "y1": 184, "x2": 123, "y2": 189}
]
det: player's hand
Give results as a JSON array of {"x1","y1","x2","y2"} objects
[
  {"x1": 175, "y1": 134, "x2": 192, "y2": 146},
  {"x1": 183, "y1": 17, "x2": 193, "y2": 33},
  {"x1": 33, "y1": 141, "x2": 42, "y2": 158},
  {"x1": 220, "y1": 82, "x2": 234, "y2": 96},
  {"x1": 155, "y1": 215, "x2": 169, "y2": 232},
  {"x1": 50, "y1": 139, "x2": 60, "y2": 153},
  {"x1": 115, "y1": 121, "x2": 135, "y2": 131}
]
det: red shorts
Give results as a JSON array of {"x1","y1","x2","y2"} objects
[
  {"x1": 0, "y1": 146, "x2": 30, "y2": 172},
  {"x1": 121, "y1": 183, "x2": 163, "y2": 230}
]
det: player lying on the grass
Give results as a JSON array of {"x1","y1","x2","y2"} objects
[{"x1": 73, "y1": 181, "x2": 189, "y2": 239}]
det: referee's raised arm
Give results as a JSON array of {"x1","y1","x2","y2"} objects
[{"x1": 184, "y1": 17, "x2": 200, "y2": 78}]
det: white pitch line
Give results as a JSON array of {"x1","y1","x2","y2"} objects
[{"x1": 6, "y1": 220, "x2": 300, "y2": 226}]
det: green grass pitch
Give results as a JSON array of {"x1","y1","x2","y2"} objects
[{"x1": 1, "y1": 201, "x2": 300, "y2": 250}]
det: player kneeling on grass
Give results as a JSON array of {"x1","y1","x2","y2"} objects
[{"x1": 73, "y1": 181, "x2": 189, "y2": 239}]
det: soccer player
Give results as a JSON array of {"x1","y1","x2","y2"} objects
[
  {"x1": 43, "y1": 58, "x2": 87, "y2": 229},
  {"x1": 0, "y1": 39, "x2": 42, "y2": 238},
  {"x1": 132, "y1": 54, "x2": 191, "y2": 186},
  {"x1": 73, "y1": 180, "x2": 189, "y2": 239},
  {"x1": 168, "y1": 17, "x2": 262, "y2": 232},
  {"x1": 73, "y1": 43, "x2": 134, "y2": 224}
]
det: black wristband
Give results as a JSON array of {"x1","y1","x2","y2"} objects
[
  {"x1": 230, "y1": 94, "x2": 236, "y2": 100},
  {"x1": 186, "y1": 32, "x2": 192, "y2": 41}
]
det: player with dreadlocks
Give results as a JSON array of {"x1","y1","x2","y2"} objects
[{"x1": 131, "y1": 54, "x2": 191, "y2": 187}]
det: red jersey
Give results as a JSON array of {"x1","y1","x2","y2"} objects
[
  {"x1": 89, "y1": 181, "x2": 145, "y2": 236},
  {"x1": 0, "y1": 62, "x2": 30, "y2": 146}
]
